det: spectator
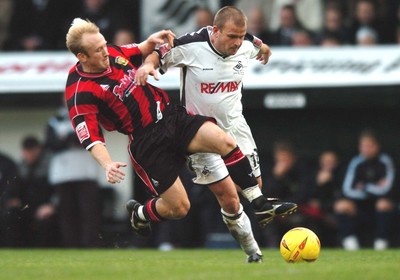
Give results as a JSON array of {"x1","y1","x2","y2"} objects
[
  {"x1": 246, "y1": 7, "x2": 272, "y2": 43},
  {"x1": 269, "y1": 0, "x2": 324, "y2": 33},
  {"x1": 0, "y1": 151, "x2": 20, "y2": 247},
  {"x1": 15, "y1": 136, "x2": 59, "y2": 247},
  {"x1": 356, "y1": 26, "x2": 378, "y2": 45},
  {"x1": 0, "y1": 0, "x2": 13, "y2": 49},
  {"x1": 319, "y1": 34, "x2": 343, "y2": 46},
  {"x1": 316, "y1": 5, "x2": 351, "y2": 45},
  {"x1": 291, "y1": 29, "x2": 315, "y2": 46},
  {"x1": 260, "y1": 140, "x2": 312, "y2": 247},
  {"x1": 195, "y1": 7, "x2": 214, "y2": 29},
  {"x1": 348, "y1": 0, "x2": 396, "y2": 44},
  {"x1": 334, "y1": 129, "x2": 396, "y2": 250},
  {"x1": 77, "y1": 0, "x2": 131, "y2": 44},
  {"x1": 46, "y1": 104, "x2": 103, "y2": 248},
  {"x1": 113, "y1": 28, "x2": 136, "y2": 46},
  {"x1": 307, "y1": 150, "x2": 343, "y2": 247},
  {"x1": 270, "y1": 4, "x2": 305, "y2": 46},
  {"x1": 4, "y1": 0, "x2": 79, "y2": 50}
]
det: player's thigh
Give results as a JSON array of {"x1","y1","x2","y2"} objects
[{"x1": 187, "y1": 121, "x2": 236, "y2": 155}]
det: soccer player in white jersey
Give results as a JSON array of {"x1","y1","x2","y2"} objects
[{"x1": 135, "y1": 6, "x2": 297, "y2": 262}]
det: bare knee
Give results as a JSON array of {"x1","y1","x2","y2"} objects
[
  {"x1": 221, "y1": 196, "x2": 240, "y2": 214},
  {"x1": 334, "y1": 198, "x2": 356, "y2": 215},
  {"x1": 223, "y1": 136, "x2": 237, "y2": 154},
  {"x1": 214, "y1": 133, "x2": 236, "y2": 156},
  {"x1": 170, "y1": 199, "x2": 190, "y2": 219},
  {"x1": 158, "y1": 197, "x2": 190, "y2": 220},
  {"x1": 376, "y1": 198, "x2": 394, "y2": 212}
]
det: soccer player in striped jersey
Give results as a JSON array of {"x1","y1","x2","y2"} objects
[{"x1": 64, "y1": 18, "x2": 296, "y2": 262}]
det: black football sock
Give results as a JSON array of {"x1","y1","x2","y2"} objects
[
  {"x1": 137, "y1": 197, "x2": 166, "y2": 222},
  {"x1": 222, "y1": 146, "x2": 258, "y2": 190}
]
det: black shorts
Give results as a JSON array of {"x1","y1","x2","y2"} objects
[{"x1": 129, "y1": 105, "x2": 211, "y2": 195}]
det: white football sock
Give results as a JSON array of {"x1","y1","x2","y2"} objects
[
  {"x1": 221, "y1": 204, "x2": 262, "y2": 256},
  {"x1": 136, "y1": 205, "x2": 147, "y2": 221}
]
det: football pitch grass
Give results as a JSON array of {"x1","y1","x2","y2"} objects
[{"x1": 0, "y1": 248, "x2": 399, "y2": 280}]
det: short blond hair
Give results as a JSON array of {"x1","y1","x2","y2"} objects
[{"x1": 66, "y1": 18, "x2": 99, "y2": 56}]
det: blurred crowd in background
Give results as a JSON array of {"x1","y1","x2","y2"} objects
[
  {"x1": 0, "y1": 0, "x2": 400, "y2": 51},
  {"x1": 1, "y1": 0, "x2": 400, "y2": 251}
]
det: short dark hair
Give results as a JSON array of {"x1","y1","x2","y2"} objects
[
  {"x1": 273, "y1": 139, "x2": 296, "y2": 155},
  {"x1": 359, "y1": 129, "x2": 379, "y2": 144},
  {"x1": 22, "y1": 136, "x2": 41, "y2": 150},
  {"x1": 213, "y1": 6, "x2": 247, "y2": 29}
]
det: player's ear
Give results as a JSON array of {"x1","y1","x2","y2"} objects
[
  {"x1": 77, "y1": 52, "x2": 87, "y2": 62},
  {"x1": 212, "y1": 25, "x2": 219, "y2": 35}
]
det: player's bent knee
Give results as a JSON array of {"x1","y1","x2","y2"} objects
[
  {"x1": 223, "y1": 135, "x2": 237, "y2": 151},
  {"x1": 221, "y1": 194, "x2": 240, "y2": 214},
  {"x1": 171, "y1": 200, "x2": 190, "y2": 219},
  {"x1": 222, "y1": 201, "x2": 240, "y2": 215}
]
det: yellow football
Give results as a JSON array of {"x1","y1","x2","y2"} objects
[{"x1": 280, "y1": 227, "x2": 321, "y2": 263}]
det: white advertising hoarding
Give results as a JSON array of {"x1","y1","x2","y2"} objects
[{"x1": 0, "y1": 46, "x2": 399, "y2": 94}]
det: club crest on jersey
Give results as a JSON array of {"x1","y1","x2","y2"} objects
[
  {"x1": 201, "y1": 166, "x2": 210, "y2": 176},
  {"x1": 233, "y1": 61, "x2": 244, "y2": 75},
  {"x1": 115, "y1": 56, "x2": 129, "y2": 66}
]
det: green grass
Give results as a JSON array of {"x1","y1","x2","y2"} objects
[{"x1": 0, "y1": 248, "x2": 399, "y2": 280}]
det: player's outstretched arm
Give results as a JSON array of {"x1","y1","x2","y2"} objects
[
  {"x1": 256, "y1": 43, "x2": 272, "y2": 65},
  {"x1": 138, "y1": 30, "x2": 175, "y2": 58},
  {"x1": 135, "y1": 51, "x2": 160, "y2": 86},
  {"x1": 89, "y1": 143, "x2": 127, "y2": 184}
]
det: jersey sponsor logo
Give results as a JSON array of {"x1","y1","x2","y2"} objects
[
  {"x1": 120, "y1": 43, "x2": 137, "y2": 49},
  {"x1": 115, "y1": 56, "x2": 129, "y2": 66},
  {"x1": 113, "y1": 69, "x2": 136, "y2": 101},
  {"x1": 200, "y1": 81, "x2": 240, "y2": 94},
  {"x1": 76, "y1": 122, "x2": 90, "y2": 143}
]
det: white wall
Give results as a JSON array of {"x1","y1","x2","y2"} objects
[{"x1": 0, "y1": 108, "x2": 132, "y2": 219}]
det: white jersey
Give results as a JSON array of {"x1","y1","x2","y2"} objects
[{"x1": 159, "y1": 26, "x2": 262, "y2": 131}]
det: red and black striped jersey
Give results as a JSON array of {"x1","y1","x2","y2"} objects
[{"x1": 65, "y1": 44, "x2": 170, "y2": 150}]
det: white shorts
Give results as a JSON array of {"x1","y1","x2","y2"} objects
[{"x1": 189, "y1": 117, "x2": 261, "y2": 185}]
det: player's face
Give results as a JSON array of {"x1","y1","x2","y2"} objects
[
  {"x1": 213, "y1": 20, "x2": 246, "y2": 56},
  {"x1": 79, "y1": 32, "x2": 109, "y2": 73}
]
